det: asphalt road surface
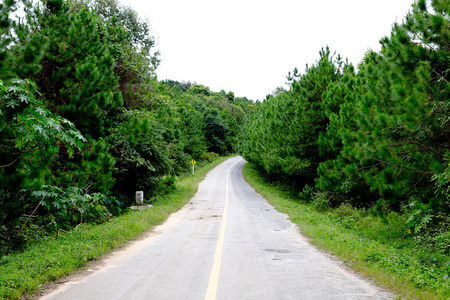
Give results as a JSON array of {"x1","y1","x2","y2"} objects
[{"x1": 41, "y1": 156, "x2": 394, "y2": 300}]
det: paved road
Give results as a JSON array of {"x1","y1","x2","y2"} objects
[{"x1": 41, "y1": 156, "x2": 394, "y2": 300}]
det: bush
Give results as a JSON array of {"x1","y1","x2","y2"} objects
[
  {"x1": 199, "y1": 152, "x2": 219, "y2": 163},
  {"x1": 298, "y1": 184, "x2": 314, "y2": 203},
  {"x1": 311, "y1": 192, "x2": 330, "y2": 212},
  {"x1": 29, "y1": 186, "x2": 114, "y2": 227}
]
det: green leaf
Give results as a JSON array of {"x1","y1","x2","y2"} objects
[
  {"x1": 0, "y1": 80, "x2": 7, "y2": 93},
  {"x1": 33, "y1": 124, "x2": 43, "y2": 133},
  {"x1": 6, "y1": 99, "x2": 19, "y2": 108},
  {"x1": 18, "y1": 93, "x2": 30, "y2": 103},
  {"x1": 34, "y1": 106, "x2": 47, "y2": 116},
  {"x1": 11, "y1": 79, "x2": 24, "y2": 85},
  {"x1": 6, "y1": 85, "x2": 19, "y2": 93}
]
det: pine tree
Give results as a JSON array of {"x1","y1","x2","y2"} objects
[
  {"x1": 239, "y1": 47, "x2": 344, "y2": 187},
  {"x1": 23, "y1": 0, "x2": 123, "y2": 194},
  {"x1": 315, "y1": 61, "x2": 378, "y2": 207},
  {"x1": 33, "y1": 1, "x2": 122, "y2": 138},
  {"x1": 317, "y1": 0, "x2": 450, "y2": 211}
]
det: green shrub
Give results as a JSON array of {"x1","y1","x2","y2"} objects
[
  {"x1": 199, "y1": 152, "x2": 219, "y2": 163},
  {"x1": 298, "y1": 184, "x2": 314, "y2": 203},
  {"x1": 311, "y1": 192, "x2": 330, "y2": 212}
]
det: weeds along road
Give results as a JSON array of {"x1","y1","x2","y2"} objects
[{"x1": 40, "y1": 156, "x2": 394, "y2": 300}]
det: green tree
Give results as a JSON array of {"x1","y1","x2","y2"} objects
[
  {"x1": 33, "y1": 2, "x2": 122, "y2": 138},
  {"x1": 69, "y1": 0, "x2": 160, "y2": 110},
  {"x1": 0, "y1": 0, "x2": 47, "y2": 79},
  {"x1": 0, "y1": 1, "x2": 85, "y2": 225},
  {"x1": 238, "y1": 47, "x2": 344, "y2": 187},
  {"x1": 175, "y1": 99, "x2": 207, "y2": 158},
  {"x1": 0, "y1": 78, "x2": 86, "y2": 224},
  {"x1": 350, "y1": 0, "x2": 450, "y2": 210},
  {"x1": 188, "y1": 84, "x2": 211, "y2": 97},
  {"x1": 21, "y1": 0, "x2": 123, "y2": 195},
  {"x1": 316, "y1": 0, "x2": 450, "y2": 212},
  {"x1": 203, "y1": 107, "x2": 230, "y2": 154},
  {"x1": 107, "y1": 109, "x2": 173, "y2": 200},
  {"x1": 315, "y1": 62, "x2": 377, "y2": 207}
]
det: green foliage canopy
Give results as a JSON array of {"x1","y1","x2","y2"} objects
[{"x1": 239, "y1": 0, "x2": 450, "y2": 216}]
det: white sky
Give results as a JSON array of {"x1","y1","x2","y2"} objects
[{"x1": 119, "y1": 0, "x2": 415, "y2": 101}]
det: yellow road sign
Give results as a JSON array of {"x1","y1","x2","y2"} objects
[{"x1": 192, "y1": 159, "x2": 196, "y2": 165}]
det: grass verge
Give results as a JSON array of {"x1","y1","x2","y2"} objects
[
  {"x1": 0, "y1": 156, "x2": 232, "y2": 300},
  {"x1": 242, "y1": 162, "x2": 450, "y2": 300}
]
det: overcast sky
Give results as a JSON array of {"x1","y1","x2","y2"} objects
[{"x1": 118, "y1": 0, "x2": 414, "y2": 101}]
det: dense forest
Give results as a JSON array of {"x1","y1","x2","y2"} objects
[
  {"x1": 239, "y1": 0, "x2": 450, "y2": 236},
  {"x1": 0, "y1": 0, "x2": 253, "y2": 254}
]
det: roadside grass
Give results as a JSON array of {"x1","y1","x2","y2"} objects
[
  {"x1": 242, "y1": 162, "x2": 450, "y2": 300},
  {"x1": 0, "y1": 156, "x2": 231, "y2": 300}
]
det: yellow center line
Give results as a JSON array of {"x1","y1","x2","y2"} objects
[{"x1": 204, "y1": 158, "x2": 242, "y2": 300}]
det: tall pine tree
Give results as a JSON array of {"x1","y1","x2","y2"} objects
[{"x1": 28, "y1": 0, "x2": 122, "y2": 193}]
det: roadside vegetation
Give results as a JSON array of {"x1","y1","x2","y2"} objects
[
  {"x1": 1, "y1": 1, "x2": 250, "y2": 297},
  {"x1": 243, "y1": 162, "x2": 450, "y2": 300},
  {"x1": 238, "y1": 1, "x2": 450, "y2": 298},
  {"x1": 2, "y1": 0, "x2": 450, "y2": 299},
  {"x1": 239, "y1": 0, "x2": 450, "y2": 223},
  {"x1": 1, "y1": 0, "x2": 252, "y2": 258},
  {"x1": 0, "y1": 156, "x2": 231, "y2": 299}
]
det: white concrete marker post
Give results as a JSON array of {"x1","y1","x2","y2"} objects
[
  {"x1": 136, "y1": 191, "x2": 144, "y2": 205},
  {"x1": 131, "y1": 191, "x2": 152, "y2": 210}
]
